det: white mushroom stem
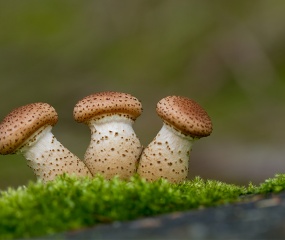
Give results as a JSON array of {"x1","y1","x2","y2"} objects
[
  {"x1": 20, "y1": 125, "x2": 92, "y2": 182},
  {"x1": 85, "y1": 115, "x2": 142, "y2": 180},
  {"x1": 137, "y1": 123, "x2": 194, "y2": 183}
]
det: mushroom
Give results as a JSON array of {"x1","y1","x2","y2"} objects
[
  {"x1": 73, "y1": 91, "x2": 143, "y2": 180},
  {"x1": 137, "y1": 95, "x2": 212, "y2": 183},
  {"x1": 0, "y1": 102, "x2": 92, "y2": 182}
]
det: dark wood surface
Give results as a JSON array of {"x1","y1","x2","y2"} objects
[{"x1": 40, "y1": 192, "x2": 285, "y2": 239}]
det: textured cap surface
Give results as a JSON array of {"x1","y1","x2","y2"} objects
[
  {"x1": 156, "y1": 96, "x2": 212, "y2": 137},
  {"x1": 73, "y1": 91, "x2": 142, "y2": 123},
  {"x1": 0, "y1": 102, "x2": 58, "y2": 154}
]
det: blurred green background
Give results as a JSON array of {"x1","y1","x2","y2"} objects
[{"x1": 1, "y1": 0, "x2": 285, "y2": 190}]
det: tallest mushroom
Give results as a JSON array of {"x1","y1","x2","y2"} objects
[
  {"x1": 137, "y1": 95, "x2": 212, "y2": 183},
  {"x1": 73, "y1": 91, "x2": 143, "y2": 180}
]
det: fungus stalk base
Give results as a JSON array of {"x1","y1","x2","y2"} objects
[
  {"x1": 137, "y1": 123, "x2": 194, "y2": 183},
  {"x1": 85, "y1": 116, "x2": 142, "y2": 179},
  {"x1": 20, "y1": 126, "x2": 92, "y2": 181}
]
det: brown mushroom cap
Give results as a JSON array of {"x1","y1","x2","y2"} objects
[
  {"x1": 0, "y1": 102, "x2": 58, "y2": 154},
  {"x1": 73, "y1": 91, "x2": 142, "y2": 123},
  {"x1": 156, "y1": 96, "x2": 213, "y2": 138}
]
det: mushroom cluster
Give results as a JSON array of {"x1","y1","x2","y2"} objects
[{"x1": 0, "y1": 92, "x2": 212, "y2": 183}]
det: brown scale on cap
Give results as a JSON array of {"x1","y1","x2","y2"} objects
[
  {"x1": 0, "y1": 102, "x2": 58, "y2": 155},
  {"x1": 156, "y1": 96, "x2": 212, "y2": 138},
  {"x1": 73, "y1": 91, "x2": 143, "y2": 180},
  {"x1": 137, "y1": 95, "x2": 213, "y2": 183},
  {"x1": 73, "y1": 91, "x2": 142, "y2": 123},
  {"x1": 0, "y1": 102, "x2": 92, "y2": 182}
]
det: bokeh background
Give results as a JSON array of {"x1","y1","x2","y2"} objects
[{"x1": 1, "y1": 0, "x2": 285, "y2": 190}]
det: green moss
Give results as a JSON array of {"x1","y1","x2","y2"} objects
[
  {"x1": 257, "y1": 174, "x2": 285, "y2": 194},
  {"x1": 0, "y1": 174, "x2": 285, "y2": 239}
]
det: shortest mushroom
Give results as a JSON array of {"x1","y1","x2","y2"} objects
[
  {"x1": 0, "y1": 102, "x2": 92, "y2": 182},
  {"x1": 137, "y1": 96, "x2": 212, "y2": 183}
]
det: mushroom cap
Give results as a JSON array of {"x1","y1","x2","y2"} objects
[
  {"x1": 73, "y1": 91, "x2": 142, "y2": 123},
  {"x1": 0, "y1": 102, "x2": 58, "y2": 154},
  {"x1": 156, "y1": 96, "x2": 213, "y2": 138}
]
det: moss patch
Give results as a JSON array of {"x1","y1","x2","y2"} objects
[{"x1": 0, "y1": 174, "x2": 285, "y2": 239}]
